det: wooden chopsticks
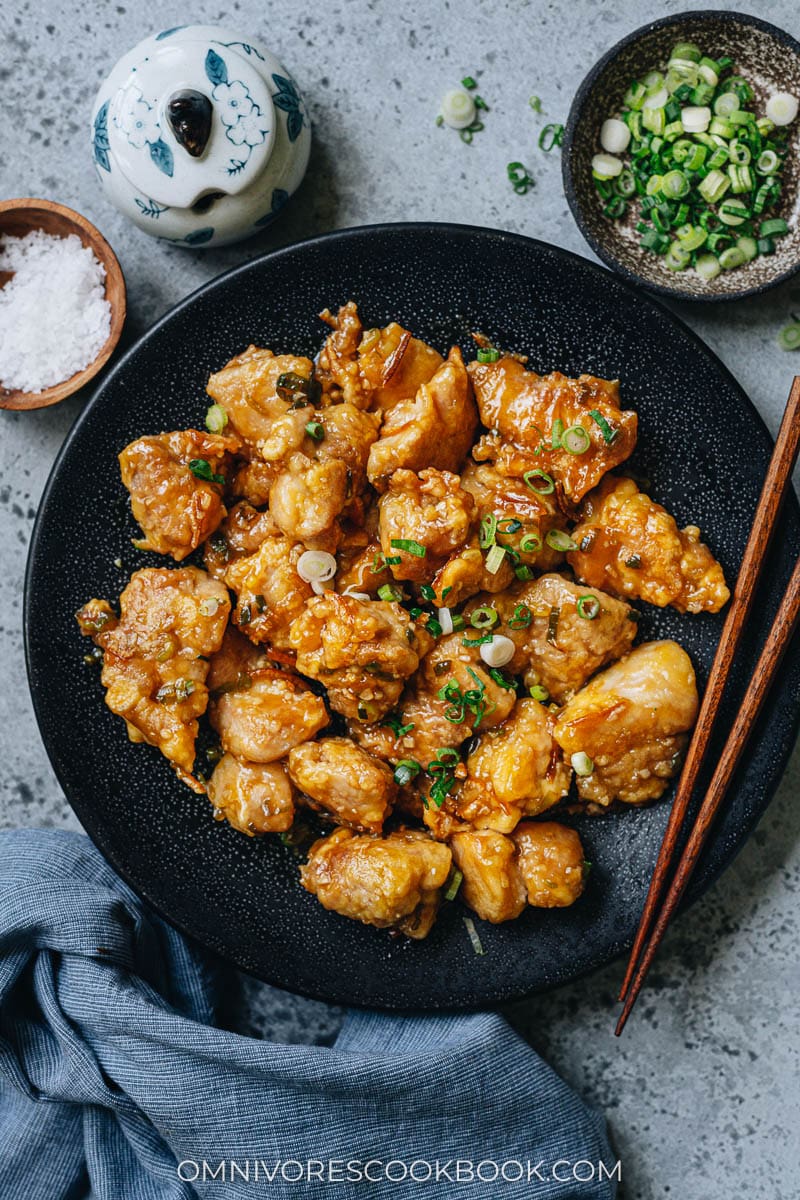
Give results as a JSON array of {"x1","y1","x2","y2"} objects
[{"x1": 616, "y1": 377, "x2": 800, "y2": 1035}]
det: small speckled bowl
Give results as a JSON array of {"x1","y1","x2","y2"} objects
[{"x1": 562, "y1": 10, "x2": 800, "y2": 302}]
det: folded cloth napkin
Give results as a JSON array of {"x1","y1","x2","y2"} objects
[{"x1": 0, "y1": 829, "x2": 618, "y2": 1199}]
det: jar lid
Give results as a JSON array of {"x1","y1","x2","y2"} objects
[{"x1": 106, "y1": 33, "x2": 276, "y2": 208}]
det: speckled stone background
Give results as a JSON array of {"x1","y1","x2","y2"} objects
[{"x1": 1, "y1": 1, "x2": 799, "y2": 1196}]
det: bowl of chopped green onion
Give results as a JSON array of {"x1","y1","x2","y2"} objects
[{"x1": 562, "y1": 11, "x2": 800, "y2": 300}]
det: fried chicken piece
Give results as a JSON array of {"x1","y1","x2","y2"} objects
[
  {"x1": 206, "y1": 347, "x2": 316, "y2": 452},
  {"x1": 208, "y1": 629, "x2": 328, "y2": 762},
  {"x1": 223, "y1": 534, "x2": 313, "y2": 649},
  {"x1": 468, "y1": 358, "x2": 637, "y2": 505},
  {"x1": 288, "y1": 593, "x2": 433, "y2": 722},
  {"x1": 449, "y1": 829, "x2": 527, "y2": 923},
  {"x1": 230, "y1": 459, "x2": 278, "y2": 507},
  {"x1": 268, "y1": 453, "x2": 349, "y2": 553},
  {"x1": 288, "y1": 737, "x2": 396, "y2": 833},
  {"x1": 459, "y1": 460, "x2": 563, "y2": 573},
  {"x1": 553, "y1": 640, "x2": 699, "y2": 806},
  {"x1": 568, "y1": 476, "x2": 730, "y2": 614},
  {"x1": 429, "y1": 538, "x2": 516, "y2": 608},
  {"x1": 378, "y1": 468, "x2": 475, "y2": 582},
  {"x1": 512, "y1": 822, "x2": 586, "y2": 907},
  {"x1": 467, "y1": 572, "x2": 637, "y2": 704},
  {"x1": 206, "y1": 754, "x2": 295, "y2": 835},
  {"x1": 453, "y1": 699, "x2": 571, "y2": 833},
  {"x1": 76, "y1": 567, "x2": 230, "y2": 791},
  {"x1": 300, "y1": 826, "x2": 452, "y2": 938},
  {"x1": 119, "y1": 430, "x2": 239, "y2": 561},
  {"x1": 317, "y1": 303, "x2": 443, "y2": 412},
  {"x1": 367, "y1": 347, "x2": 478, "y2": 490},
  {"x1": 203, "y1": 501, "x2": 278, "y2": 580}
]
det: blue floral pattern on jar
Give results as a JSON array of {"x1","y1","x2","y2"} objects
[
  {"x1": 204, "y1": 50, "x2": 271, "y2": 175},
  {"x1": 113, "y1": 85, "x2": 174, "y2": 176}
]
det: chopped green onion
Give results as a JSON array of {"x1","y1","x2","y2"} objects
[
  {"x1": 529, "y1": 95, "x2": 543, "y2": 112},
  {"x1": 545, "y1": 529, "x2": 578, "y2": 552},
  {"x1": 756, "y1": 149, "x2": 780, "y2": 175},
  {"x1": 523, "y1": 468, "x2": 555, "y2": 494},
  {"x1": 760, "y1": 217, "x2": 788, "y2": 238},
  {"x1": 562, "y1": 424, "x2": 591, "y2": 455},
  {"x1": 546, "y1": 605, "x2": 560, "y2": 645},
  {"x1": 470, "y1": 606, "x2": 499, "y2": 630},
  {"x1": 576, "y1": 594, "x2": 601, "y2": 620},
  {"x1": 551, "y1": 417, "x2": 564, "y2": 449},
  {"x1": 391, "y1": 538, "x2": 426, "y2": 557},
  {"x1": 507, "y1": 161, "x2": 534, "y2": 194},
  {"x1": 461, "y1": 76, "x2": 477, "y2": 90},
  {"x1": 378, "y1": 583, "x2": 403, "y2": 602},
  {"x1": 189, "y1": 458, "x2": 225, "y2": 485},
  {"x1": 515, "y1": 564, "x2": 534, "y2": 582},
  {"x1": 508, "y1": 603, "x2": 533, "y2": 629},
  {"x1": 588, "y1": 409, "x2": 618, "y2": 444},
  {"x1": 696, "y1": 253, "x2": 722, "y2": 281},
  {"x1": 476, "y1": 347, "x2": 500, "y2": 363},
  {"x1": 463, "y1": 916, "x2": 485, "y2": 956},
  {"x1": 530, "y1": 684, "x2": 550, "y2": 702},
  {"x1": 571, "y1": 751, "x2": 594, "y2": 777},
  {"x1": 719, "y1": 246, "x2": 746, "y2": 270},
  {"x1": 394, "y1": 759, "x2": 422, "y2": 786},
  {"x1": 539, "y1": 123, "x2": 564, "y2": 151},
  {"x1": 777, "y1": 323, "x2": 800, "y2": 351},
  {"x1": 305, "y1": 420, "x2": 325, "y2": 441},
  {"x1": 485, "y1": 545, "x2": 506, "y2": 574},
  {"x1": 444, "y1": 869, "x2": 463, "y2": 901},
  {"x1": 205, "y1": 404, "x2": 228, "y2": 433},
  {"x1": 479, "y1": 514, "x2": 497, "y2": 548},
  {"x1": 420, "y1": 583, "x2": 436, "y2": 601},
  {"x1": 519, "y1": 533, "x2": 542, "y2": 553}
]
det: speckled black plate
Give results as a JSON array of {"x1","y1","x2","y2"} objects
[
  {"x1": 563, "y1": 10, "x2": 800, "y2": 302},
  {"x1": 24, "y1": 224, "x2": 800, "y2": 1010}
]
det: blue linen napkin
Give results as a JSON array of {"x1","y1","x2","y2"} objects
[{"x1": 0, "y1": 829, "x2": 619, "y2": 1199}]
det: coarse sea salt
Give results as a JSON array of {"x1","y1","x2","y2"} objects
[{"x1": 0, "y1": 229, "x2": 111, "y2": 393}]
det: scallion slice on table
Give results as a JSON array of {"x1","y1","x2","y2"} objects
[
  {"x1": 778, "y1": 323, "x2": 800, "y2": 351},
  {"x1": 594, "y1": 44, "x2": 796, "y2": 282}
]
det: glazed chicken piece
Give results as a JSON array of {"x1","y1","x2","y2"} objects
[
  {"x1": 288, "y1": 737, "x2": 396, "y2": 833},
  {"x1": 568, "y1": 475, "x2": 730, "y2": 615},
  {"x1": 378, "y1": 468, "x2": 475, "y2": 582},
  {"x1": 208, "y1": 629, "x2": 328, "y2": 762},
  {"x1": 206, "y1": 753, "x2": 295, "y2": 835},
  {"x1": 223, "y1": 534, "x2": 312, "y2": 649},
  {"x1": 429, "y1": 538, "x2": 516, "y2": 608},
  {"x1": 553, "y1": 640, "x2": 699, "y2": 806},
  {"x1": 206, "y1": 347, "x2": 316, "y2": 453},
  {"x1": 76, "y1": 567, "x2": 230, "y2": 791},
  {"x1": 269, "y1": 454, "x2": 349, "y2": 553},
  {"x1": 449, "y1": 829, "x2": 527, "y2": 923},
  {"x1": 367, "y1": 348, "x2": 478, "y2": 490},
  {"x1": 468, "y1": 572, "x2": 637, "y2": 704},
  {"x1": 230, "y1": 458, "x2": 278, "y2": 507},
  {"x1": 203, "y1": 501, "x2": 278, "y2": 580},
  {"x1": 317, "y1": 302, "x2": 443, "y2": 411},
  {"x1": 453, "y1": 699, "x2": 572, "y2": 833},
  {"x1": 288, "y1": 593, "x2": 433, "y2": 722},
  {"x1": 358, "y1": 630, "x2": 518, "y2": 767},
  {"x1": 459, "y1": 461, "x2": 564, "y2": 574},
  {"x1": 300, "y1": 826, "x2": 452, "y2": 938},
  {"x1": 119, "y1": 430, "x2": 239, "y2": 560},
  {"x1": 468, "y1": 359, "x2": 637, "y2": 505},
  {"x1": 512, "y1": 822, "x2": 587, "y2": 908}
]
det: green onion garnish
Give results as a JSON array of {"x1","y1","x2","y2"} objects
[
  {"x1": 529, "y1": 95, "x2": 543, "y2": 112},
  {"x1": 420, "y1": 583, "x2": 436, "y2": 601},
  {"x1": 588, "y1": 410, "x2": 618, "y2": 444},
  {"x1": 508, "y1": 603, "x2": 532, "y2": 629},
  {"x1": 205, "y1": 404, "x2": 228, "y2": 433},
  {"x1": 391, "y1": 538, "x2": 426, "y2": 557},
  {"x1": 538, "y1": 123, "x2": 564, "y2": 151},
  {"x1": 463, "y1": 916, "x2": 485, "y2": 956},
  {"x1": 507, "y1": 161, "x2": 534, "y2": 194},
  {"x1": 484, "y1": 545, "x2": 506, "y2": 574},
  {"x1": 546, "y1": 605, "x2": 560, "y2": 645},
  {"x1": 189, "y1": 458, "x2": 225, "y2": 485},
  {"x1": 545, "y1": 529, "x2": 578, "y2": 552},
  {"x1": 576, "y1": 594, "x2": 601, "y2": 620},
  {"x1": 519, "y1": 533, "x2": 542, "y2": 554},
  {"x1": 778, "y1": 322, "x2": 800, "y2": 351},
  {"x1": 523, "y1": 468, "x2": 555, "y2": 494},
  {"x1": 571, "y1": 751, "x2": 594, "y2": 777},
  {"x1": 382, "y1": 713, "x2": 415, "y2": 737},
  {"x1": 461, "y1": 76, "x2": 477, "y2": 90},
  {"x1": 476, "y1": 347, "x2": 500, "y2": 363},
  {"x1": 305, "y1": 421, "x2": 325, "y2": 441},
  {"x1": 470, "y1": 606, "x2": 499, "y2": 629},
  {"x1": 394, "y1": 759, "x2": 422, "y2": 786},
  {"x1": 479, "y1": 514, "x2": 497, "y2": 548},
  {"x1": 562, "y1": 424, "x2": 591, "y2": 455},
  {"x1": 530, "y1": 684, "x2": 550, "y2": 702},
  {"x1": 378, "y1": 583, "x2": 403, "y2": 602},
  {"x1": 444, "y1": 869, "x2": 463, "y2": 901}
]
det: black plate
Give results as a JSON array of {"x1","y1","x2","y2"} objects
[{"x1": 25, "y1": 223, "x2": 800, "y2": 1010}]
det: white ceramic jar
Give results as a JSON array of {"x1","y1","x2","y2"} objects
[{"x1": 90, "y1": 24, "x2": 311, "y2": 247}]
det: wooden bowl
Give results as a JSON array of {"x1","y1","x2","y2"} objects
[
  {"x1": 562, "y1": 11, "x2": 800, "y2": 302},
  {"x1": 0, "y1": 198, "x2": 126, "y2": 410}
]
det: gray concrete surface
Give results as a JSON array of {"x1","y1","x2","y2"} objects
[{"x1": 1, "y1": 1, "x2": 799, "y2": 1195}]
